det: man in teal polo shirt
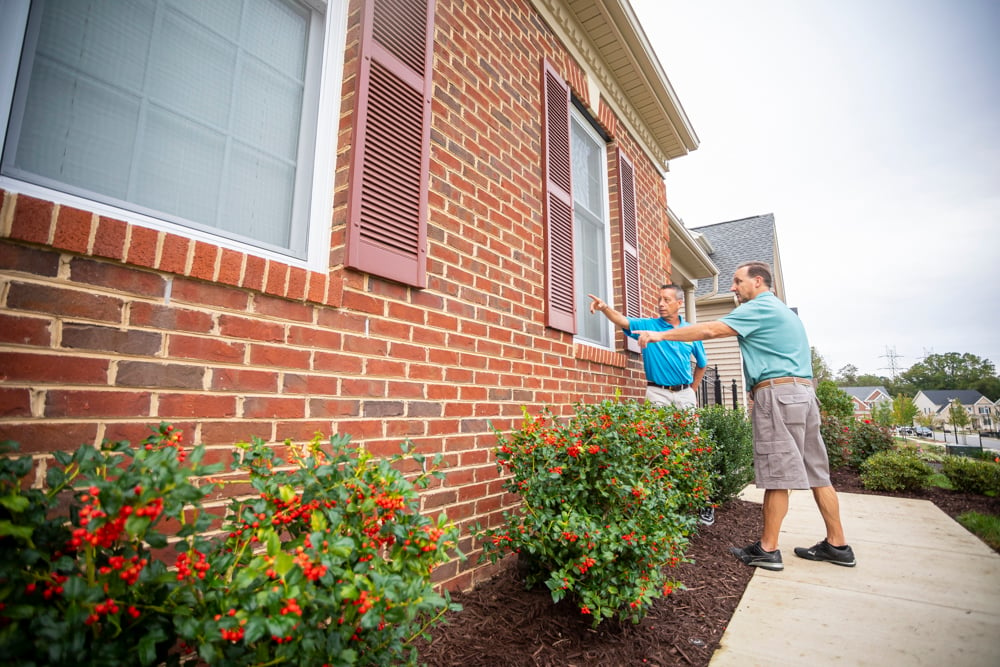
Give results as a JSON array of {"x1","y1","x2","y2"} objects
[{"x1": 635, "y1": 262, "x2": 855, "y2": 571}]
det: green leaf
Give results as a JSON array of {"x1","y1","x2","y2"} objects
[
  {"x1": 125, "y1": 514, "x2": 152, "y2": 538},
  {"x1": 310, "y1": 509, "x2": 328, "y2": 532},
  {"x1": 278, "y1": 484, "x2": 297, "y2": 503},
  {"x1": 0, "y1": 520, "x2": 33, "y2": 541},
  {"x1": 244, "y1": 615, "x2": 266, "y2": 644},
  {"x1": 137, "y1": 627, "x2": 167, "y2": 666},
  {"x1": 273, "y1": 550, "x2": 294, "y2": 577},
  {"x1": 266, "y1": 529, "x2": 281, "y2": 557},
  {"x1": 145, "y1": 531, "x2": 168, "y2": 548},
  {"x1": 0, "y1": 494, "x2": 30, "y2": 513}
]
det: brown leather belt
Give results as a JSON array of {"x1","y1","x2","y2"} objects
[
  {"x1": 751, "y1": 377, "x2": 812, "y2": 394},
  {"x1": 648, "y1": 382, "x2": 690, "y2": 392}
]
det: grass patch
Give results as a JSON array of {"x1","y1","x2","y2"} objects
[
  {"x1": 956, "y1": 512, "x2": 1000, "y2": 550},
  {"x1": 926, "y1": 472, "x2": 954, "y2": 490}
]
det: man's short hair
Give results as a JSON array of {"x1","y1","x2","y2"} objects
[
  {"x1": 660, "y1": 283, "x2": 684, "y2": 300},
  {"x1": 737, "y1": 262, "x2": 772, "y2": 288}
]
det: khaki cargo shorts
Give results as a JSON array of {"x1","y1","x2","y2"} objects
[{"x1": 751, "y1": 383, "x2": 831, "y2": 489}]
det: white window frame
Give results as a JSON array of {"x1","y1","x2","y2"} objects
[
  {"x1": 0, "y1": 0, "x2": 347, "y2": 272},
  {"x1": 569, "y1": 107, "x2": 614, "y2": 350}
]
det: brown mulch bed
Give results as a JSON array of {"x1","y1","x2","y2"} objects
[{"x1": 417, "y1": 467, "x2": 999, "y2": 667}]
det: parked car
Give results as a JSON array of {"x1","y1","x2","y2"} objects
[
  {"x1": 913, "y1": 426, "x2": 933, "y2": 438},
  {"x1": 894, "y1": 427, "x2": 915, "y2": 436}
]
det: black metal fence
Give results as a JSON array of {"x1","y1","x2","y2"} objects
[{"x1": 697, "y1": 365, "x2": 739, "y2": 410}]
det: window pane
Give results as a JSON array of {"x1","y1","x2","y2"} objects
[
  {"x1": 3, "y1": 0, "x2": 314, "y2": 255},
  {"x1": 570, "y1": 114, "x2": 610, "y2": 347},
  {"x1": 134, "y1": 106, "x2": 225, "y2": 222},
  {"x1": 148, "y1": 11, "x2": 237, "y2": 129},
  {"x1": 221, "y1": 144, "x2": 295, "y2": 247},
  {"x1": 16, "y1": 60, "x2": 140, "y2": 198}
]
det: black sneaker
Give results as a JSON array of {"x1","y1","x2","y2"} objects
[
  {"x1": 794, "y1": 539, "x2": 857, "y2": 567},
  {"x1": 729, "y1": 541, "x2": 783, "y2": 571},
  {"x1": 698, "y1": 507, "x2": 716, "y2": 526}
]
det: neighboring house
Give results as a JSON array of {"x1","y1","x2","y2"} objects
[
  {"x1": 840, "y1": 386, "x2": 892, "y2": 420},
  {"x1": 690, "y1": 214, "x2": 788, "y2": 409},
  {"x1": 0, "y1": 0, "x2": 704, "y2": 590},
  {"x1": 913, "y1": 390, "x2": 994, "y2": 430}
]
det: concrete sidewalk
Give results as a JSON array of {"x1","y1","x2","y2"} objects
[{"x1": 709, "y1": 487, "x2": 1000, "y2": 666}]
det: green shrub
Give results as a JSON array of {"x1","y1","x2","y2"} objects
[
  {"x1": 816, "y1": 381, "x2": 854, "y2": 420},
  {"x1": 820, "y1": 413, "x2": 852, "y2": 469},
  {"x1": 476, "y1": 400, "x2": 712, "y2": 626},
  {"x1": 0, "y1": 427, "x2": 460, "y2": 666},
  {"x1": 847, "y1": 420, "x2": 895, "y2": 467},
  {"x1": 941, "y1": 456, "x2": 1000, "y2": 496},
  {"x1": 859, "y1": 450, "x2": 934, "y2": 492},
  {"x1": 697, "y1": 405, "x2": 753, "y2": 504},
  {"x1": 896, "y1": 442, "x2": 946, "y2": 464}
]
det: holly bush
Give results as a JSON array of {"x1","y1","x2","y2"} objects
[
  {"x1": 0, "y1": 425, "x2": 460, "y2": 666},
  {"x1": 819, "y1": 413, "x2": 852, "y2": 470},
  {"x1": 475, "y1": 399, "x2": 712, "y2": 626},
  {"x1": 0, "y1": 425, "x2": 217, "y2": 665},
  {"x1": 696, "y1": 405, "x2": 753, "y2": 504},
  {"x1": 846, "y1": 419, "x2": 895, "y2": 467}
]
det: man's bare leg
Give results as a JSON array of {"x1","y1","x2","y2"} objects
[
  {"x1": 761, "y1": 489, "x2": 789, "y2": 552},
  {"x1": 811, "y1": 485, "x2": 847, "y2": 546}
]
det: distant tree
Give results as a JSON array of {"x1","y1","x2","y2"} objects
[
  {"x1": 816, "y1": 380, "x2": 854, "y2": 420},
  {"x1": 897, "y1": 352, "x2": 996, "y2": 392},
  {"x1": 891, "y1": 394, "x2": 918, "y2": 427},
  {"x1": 856, "y1": 373, "x2": 889, "y2": 387},
  {"x1": 948, "y1": 399, "x2": 971, "y2": 432},
  {"x1": 835, "y1": 364, "x2": 858, "y2": 385},
  {"x1": 871, "y1": 401, "x2": 893, "y2": 427},
  {"x1": 969, "y1": 376, "x2": 1000, "y2": 402},
  {"x1": 812, "y1": 348, "x2": 833, "y2": 384},
  {"x1": 915, "y1": 412, "x2": 936, "y2": 429}
]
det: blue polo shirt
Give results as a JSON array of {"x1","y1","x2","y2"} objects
[
  {"x1": 625, "y1": 316, "x2": 707, "y2": 386},
  {"x1": 721, "y1": 291, "x2": 812, "y2": 388}
]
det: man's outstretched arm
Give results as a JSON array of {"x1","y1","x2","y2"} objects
[
  {"x1": 587, "y1": 293, "x2": 630, "y2": 329},
  {"x1": 636, "y1": 321, "x2": 737, "y2": 347}
]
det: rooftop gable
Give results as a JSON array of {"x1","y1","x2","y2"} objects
[
  {"x1": 842, "y1": 386, "x2": 890, "y2": 402},
  {"x1": 917, "y1": 389, "x2": 987, "y2": 406}
]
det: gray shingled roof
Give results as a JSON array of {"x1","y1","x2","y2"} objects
[
  {"x1": 919, "y1": 389, "x2": 987, "y2": 406},
  {"x1": 842, "y1": 386, "x2": 890, "y2": 402},
  {"x1": 691, "y1": 214, "x2": 775, "y2": 298}
]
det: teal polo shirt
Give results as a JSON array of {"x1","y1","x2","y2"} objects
[
  {"x1": 721, "y1": 291, "x2": 812, "y2": 388},
  {"x1": 625, "y1": 316, "x2": 707, "y2": 386}
]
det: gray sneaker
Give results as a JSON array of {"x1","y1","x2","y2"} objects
[
  {"x1": 698, "y1": 507, "x2": 716, "y2": 526},
  {"x1": 730, "y1": 541, "x2": 783, "y2": 571},
  {"x1": 794, "y1": 539, "x2": 856, "y2": 567}
]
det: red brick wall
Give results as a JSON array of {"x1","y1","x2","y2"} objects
[{"x1": 0, "y1": 0, "x2": 675, "y2": 591}]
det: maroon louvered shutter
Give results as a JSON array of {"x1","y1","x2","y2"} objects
[
  {"x1": 346, "y1": 0, "x2": 435, "y2": 287},
  {"x1": 618, "y1": 149, "x2": 641, "y2": 353},
  {"x1": 542, "y1": 60, "x2": 575, "y2": 333}
]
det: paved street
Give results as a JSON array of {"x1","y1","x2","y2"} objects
[{"x1": 925, "y1": 430, "x2": 1000, "y2": 452}]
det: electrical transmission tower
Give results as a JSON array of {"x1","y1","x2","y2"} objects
[{"x1": 879, "y1": 345, "x2": 903, "y2": 379}]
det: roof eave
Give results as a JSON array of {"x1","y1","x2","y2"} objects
[
  {"x1": 530, "y1": 0, "x2": 699, "y2": 170},
  {"x1": 667, "y1": 208, "x2": 717, "y2": 288}
]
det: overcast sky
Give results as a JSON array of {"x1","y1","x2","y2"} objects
[{"x1": 630, "y1": 0, "x2": 1000, "y2": 378}]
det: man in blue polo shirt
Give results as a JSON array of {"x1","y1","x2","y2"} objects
[
  {"x1": 588, "y1": 284, "x2": 707, "y2": 409},
  {"x1": 634, "y1": 262, "x2": 856, "y2": 572}
]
